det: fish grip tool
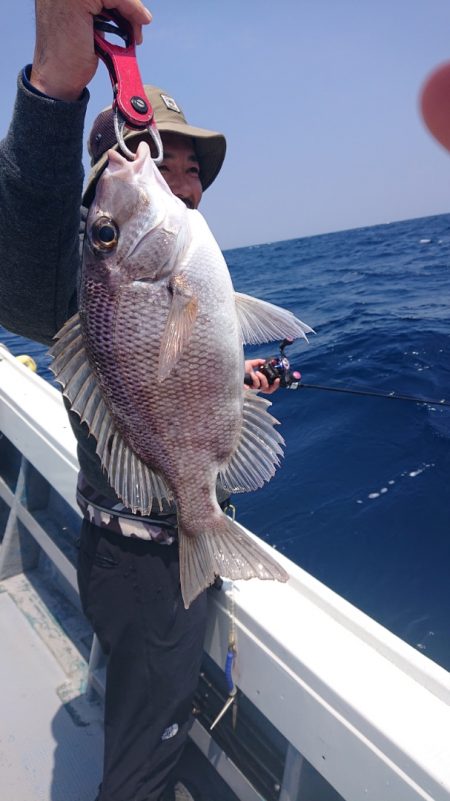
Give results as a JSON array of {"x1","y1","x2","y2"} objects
[{"x1": 93, "y1": 8, "x2": 163, "y2": 163}]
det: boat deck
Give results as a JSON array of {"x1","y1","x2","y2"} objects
[
  {"x1": 0, "y1": 568, "x2": 243, "y2": 801},
  {"x1": 0, "y1": 565, "x2": 339, "y2": 801}
]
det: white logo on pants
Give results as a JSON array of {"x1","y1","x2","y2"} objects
[{"x1": 161, "y1": 723, "x2": 179, "y2": 741}]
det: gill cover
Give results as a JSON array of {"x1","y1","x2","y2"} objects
[{"x1": 87, "y1": 142, "x2": 191, "y2": 283}]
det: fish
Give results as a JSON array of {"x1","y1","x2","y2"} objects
[{"x1": 50, "y1": 141, "x2": 314, "y2": 608}]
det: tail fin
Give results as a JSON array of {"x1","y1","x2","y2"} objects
[{"x1": 179, "y1": 514, "x2": 288, "y2": 609}]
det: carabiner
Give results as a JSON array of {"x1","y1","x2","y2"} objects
[
  {"x1": 113, "y1": 110, "x2": 163, "y2": 162},
  {"x1": 93, "y1": 8, "x2": 163, "y2": 163}
]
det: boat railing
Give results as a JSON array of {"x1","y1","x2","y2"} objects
[{"x1": 1, "y1": 343, "x2": 449, "y2": 801}]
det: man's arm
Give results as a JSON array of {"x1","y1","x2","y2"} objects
[
  {"x1": 0, "y1": 0, "x2": 152, "y2": 345},
  {"x1": 0, "y1": 73, "x2": 88, "y2": 344}
]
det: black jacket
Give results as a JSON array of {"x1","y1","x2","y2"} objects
[{"x1": 0, "y1": 73, "x2": 120, "y2": 498}]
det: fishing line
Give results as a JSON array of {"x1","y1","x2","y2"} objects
[
  {"x1": 246, "y1": 339, "x2": 450, "y2": 407},
  {"x1": 295, "y1": 382, "x2": 450, "y2": 407}
]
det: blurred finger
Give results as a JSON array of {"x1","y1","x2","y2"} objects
[
  {"x1": 256, "y1": 371, "x2": 270, "y2": 392},
  {"x1": 420, "y1": 62, "x2": 450, "y2": 152}
]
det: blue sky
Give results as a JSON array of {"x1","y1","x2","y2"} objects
[{"x1": 2, "y1": 1, "x2": 450, "y2": 248}]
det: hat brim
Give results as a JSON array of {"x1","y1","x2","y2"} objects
[{"x1": 82, "y1": 121, "x2": 226, "y2": 207}]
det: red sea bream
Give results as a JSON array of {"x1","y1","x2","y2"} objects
[{"x1": 50, "y1": 142, "x2": 313, "y2": 607}]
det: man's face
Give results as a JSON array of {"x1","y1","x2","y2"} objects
[
  {"x1": 118, "y1": 131, "x2": 203, "y2": 209},
  {"x1": 157, "y1": 132, "x2": 203, "y2": 210},
  {"x1": 128, "y1": 131, "x2": 203, "y2": 210}
]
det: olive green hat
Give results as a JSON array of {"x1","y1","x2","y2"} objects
[{"x1": 83, "y1": 84, "x2": 227, "y2": 206}]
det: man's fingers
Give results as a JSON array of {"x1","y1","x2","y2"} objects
[
  {"x1": 255, "y1": 372, "x2": 270, "y2": 392},
  {"x1": 264, "y1": 378, "x2": 280, "y2": 395},
  {"x1": 104, "y1": 0, "x2": 152, "y2": 22},
  {"x1": 104, "y1": 0, "x2": 152, "y2": 43}
]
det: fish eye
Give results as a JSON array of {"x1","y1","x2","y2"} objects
[{"x1": 91, "y1": 217, "x2": 119, "y2": 251}]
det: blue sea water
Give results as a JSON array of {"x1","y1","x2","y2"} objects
[{"x1": 1, "y1": 213, "x2": 450, "y2": 670}]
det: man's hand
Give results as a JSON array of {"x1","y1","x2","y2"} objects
[
  {"x1": 244, "y1": 359, "x2": 280, "y2": 395},
  {"x1": 30, "y1": 0, "x2": 152, "y2": 102}
]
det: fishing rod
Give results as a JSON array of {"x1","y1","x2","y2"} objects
[{"x1": 244, "y1": 338, "x2": 450, "y2": 408}]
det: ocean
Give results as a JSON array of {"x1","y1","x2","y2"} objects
[{"x1": 1, "y1": 213, "x2": 450, "y2": 671}]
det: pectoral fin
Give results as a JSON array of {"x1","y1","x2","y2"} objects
[
  {"x1": 158, "y1": 274, "x2": 198, "y2": 381},
  {"x1": 235, "y1": 291, "x2": 314, "y2": 344}
]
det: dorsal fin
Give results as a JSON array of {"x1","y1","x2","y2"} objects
[{"x1": 235, "y1": 291, "x2": 314, "y2": 344}]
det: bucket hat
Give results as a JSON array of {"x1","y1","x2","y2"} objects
[{"x1": 83, "y1": 84, "x2": 226, "y2": 206}]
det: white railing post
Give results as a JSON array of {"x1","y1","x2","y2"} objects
[
  {"x1": 0, "y1": 456, "x2": 40, "y2": 579},
  {"x1": 279, "y1": 744, "x2": 307, "y2": 801}
]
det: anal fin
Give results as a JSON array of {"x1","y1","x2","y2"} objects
[{"x1": 219, "y1": 391, "x2": 284, "y2": 493}]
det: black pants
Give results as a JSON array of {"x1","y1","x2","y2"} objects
[{"x1": 77, "y1": 519, "x2": 208, "y2": 801}]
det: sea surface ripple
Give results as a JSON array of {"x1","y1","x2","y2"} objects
[{"x1": 226, "y1": 214, "x2": 450, "y2": 671}]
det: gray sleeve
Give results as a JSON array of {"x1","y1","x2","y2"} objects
[{"x1": 0, "y1": 72, "x2": 89, "y2": 345}]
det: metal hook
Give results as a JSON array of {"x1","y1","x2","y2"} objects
[
  {"x1": 113, "y1": 109, "x2": 164, "y2": 164},
  {"x1": 149, "y1": 126, "x2": 164, "y2": 165}
]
